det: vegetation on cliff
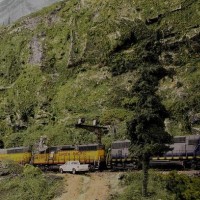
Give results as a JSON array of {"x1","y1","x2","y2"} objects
[{"x1": 0, "y1": 0, "x2": 199, "y2": 147}]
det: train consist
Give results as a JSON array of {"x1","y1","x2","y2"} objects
[
  {"x1": 0, "y1": 143, "x2": 106, "y2": 171},
  {"x1": 0, "y1": 135, "x2": 200, "y2": 170},
  {"x1": 151, "y1": 135, "x2": 200, "y2": 169},
  {"x1": 109, "y1": 135, "x2": 200, "y2": 169}
]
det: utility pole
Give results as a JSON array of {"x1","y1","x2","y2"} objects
[{"x1": 75, "y1": 118, "x2": 109, "y2": 144}]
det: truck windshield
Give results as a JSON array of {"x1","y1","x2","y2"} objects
[{"x1": 71, "y1": 162, "x2": 79, "y2": 164}]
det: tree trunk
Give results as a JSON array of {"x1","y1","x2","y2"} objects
[{"x1": 142, "y1": 158, "x2": 149, "y2": 197}]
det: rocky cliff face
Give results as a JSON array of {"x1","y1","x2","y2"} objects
[
  {"x1": 0, "y1": 0, "x2": 61, "y2": 24},
  {"x1": 0, "y1": 0, "x2": 199, "y2": 147}
]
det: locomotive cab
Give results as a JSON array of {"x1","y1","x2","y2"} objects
[{"x1": 111, "y1": 139, "x2": 131, "y2": 159}]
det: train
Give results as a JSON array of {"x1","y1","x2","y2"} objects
[
  {"x1": 151, "y1": 135, "x2": 200, "y2": 169},
  {"x1": 32, "y1": 143, "x2": 106, "y2": 170},
  {"x1": 0, "y1": 143, "x2": 106, "y2": 171},
  {"x1": 0, "y1": 134, "x2": 200, "y2": 171},
  {"x1": 107, "y1": 139, "x2": 139, "y2": 170},
  {"x1": 0, "y1": 147, "x2": 31, "y2": 165},
  {"x1": 109, "y1": 135, "x2": 200, "y2": 170}
]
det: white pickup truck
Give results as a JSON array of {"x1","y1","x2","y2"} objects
[{"x1": 59, "y1": 161, "x2": 89, "y2": 174}]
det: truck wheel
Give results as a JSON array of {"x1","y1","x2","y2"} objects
[
  {"x1": 60, "y1": 168, "x2": 64, "y2": 174},
  {"x1": 72, "y1": 168, "x2": 76, "y2": 174},
  {"x1": 89, "y1": 165, "x2": 95, "y2": 172}
]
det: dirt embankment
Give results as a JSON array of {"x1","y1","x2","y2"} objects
[{"x1": 54, "y1": 172, "x2": 124, "y2": 200}]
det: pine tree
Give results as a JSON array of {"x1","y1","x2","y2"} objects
[{"x1": 127, "y1": 64, "x2": 172, "y2": 196}]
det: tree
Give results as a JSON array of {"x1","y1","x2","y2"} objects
[{"x1": 127, "y1": 64, "x2": 172, "y2": 196}]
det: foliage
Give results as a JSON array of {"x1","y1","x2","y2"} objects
[
  {"x1": 23, "y1": 164, "x2": 42, "y2": 177},
  {"x1": 0, "y1": 160, "x2": 23, "y2": 175},
  {"x1": 0, "y1": 0, "x2": 199, "y2": 146},
  {"x1": 127, "y1": 65, "x2": 172, "y2": 159},
  {"x1": 162, "y1": 62, "x2": 200, "y2": 134},
  {"x1": 127, "y1": 60, "x2": 172, "y2": 196},
  {"x1": 162, "y1": 171, "x2": 200, "y2": 200},
  {"x1": 0, "y1": 165, "x2": 62, "y2": 200},
  {"x1": 110, "y1": 171, "x2": 175, "y2": 200},
  {"x1": 111, "y1": 171, "x2": 200, "y2": 200}
]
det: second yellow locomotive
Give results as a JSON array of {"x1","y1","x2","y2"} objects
[{"x1": 32, "y1": 143, "x2": 106, "y2": 170}]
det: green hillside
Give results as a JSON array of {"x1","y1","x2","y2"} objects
[{"x1": 0, "y1": 0, "x2": 199, "y2": 148}]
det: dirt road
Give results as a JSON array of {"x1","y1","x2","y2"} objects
[{"x1": 54, "y1": 172, "x2": 124, "y2": 200}]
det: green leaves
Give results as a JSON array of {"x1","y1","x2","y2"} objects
[
  {"x1": 23, "y1": 165, "x2": 42, "y2": 178},
  {"x1": 0, "y1": 165, "x2": 62, "y2": 200},
  {"x1": 163, "y1": 171, "x2": 200, "y2": 200}
]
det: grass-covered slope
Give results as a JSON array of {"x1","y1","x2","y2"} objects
[
  {"x1": 0, "y1": 162, "x2": 62, "y2": 200},
  {"x1": 0, "y1": 0, "x2": 199, "y2": 147}
]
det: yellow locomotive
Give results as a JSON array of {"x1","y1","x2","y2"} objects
[
  {"x1": 32, "y1": 144, "x2": 106, "y2": 170},
  {"x1": 0, "y1": 147, "x2": 31, "y2": 165},
  {"x1": 0, "y1": 144, "x2": 106, "y2": 170}
]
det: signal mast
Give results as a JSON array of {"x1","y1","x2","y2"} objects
[{"x1": 75, "y1": 118, "x2": 109, "y2": 144}]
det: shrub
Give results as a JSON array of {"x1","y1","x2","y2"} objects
[
  {"x1": 113, "y1": 170, "x2": 175, "y2": 200},
  {"x1": 163, "y1": 171, "x2": 200, "y2": 200},
  {"x1": 0, "y1": 160, "x2": 23, "y2": 175},
  {"x1": 0, "y1": 165, "x2": 63, "y2": 200}
]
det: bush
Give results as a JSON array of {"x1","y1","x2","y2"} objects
[
  {"x1": 0, "y1": 165, "x2": 63, "y2": 200},
  {"x1": 112, "y1": 170, "x2": 175, "y2": 200},
  {"x1": 23, "y1": 164, "x2": 42, "y2": 177},
  {"x1": 110, "y1": 169, "x2": 200, "y2": 200},
  {"x1": 0, "y1": 160, "x2": 23, "y2": 175},
  {"x1": 163, "y1": 171, "x2": 200, "y2": 200}
]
